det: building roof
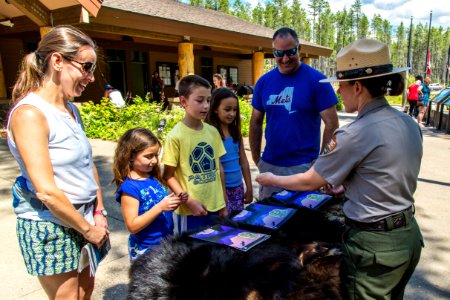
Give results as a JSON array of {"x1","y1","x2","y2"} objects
[{"x1": 102, "y1": 0, "x2": 325, "y2": 50}]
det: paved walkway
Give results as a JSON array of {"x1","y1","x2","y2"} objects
[{"x1": 1, "y1": 111, "x2": 449, "y2": 299}]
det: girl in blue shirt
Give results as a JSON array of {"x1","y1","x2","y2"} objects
[
  {"x1": 113, "y1": 128, "x2": 181, "y2": 261},
  {"x1": 206, "y1": 88, "x2": 253, "y2": 215}
]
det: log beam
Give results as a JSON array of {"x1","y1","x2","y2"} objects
[
  {"x1": 178, "y1": 42, "x2": 194, "y2": 78},
  {"x1": 7, "y1": 0, "x2": 50, "y2": 26},
  {"x1": 252, "y1": 51, "x2": 264, "y2": 85}
]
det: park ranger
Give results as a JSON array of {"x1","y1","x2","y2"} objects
[{"x1": 256, "y1": 38, "x2": 424, "y2": 299}]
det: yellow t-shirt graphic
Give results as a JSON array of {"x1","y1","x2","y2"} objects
[{"x1": 162, "y1": 122, "x2": 226, "y2": 215}]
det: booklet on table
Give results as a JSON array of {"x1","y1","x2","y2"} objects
[
  {"x1": 271, "y1": 190, "x2": 333, "y2": 210},
  {"x1": 190, "y1": 224, "x2": 270, "y2": 252},
  {"x1": 231, "y1": 203, "x2": 296, "y2": 230}
]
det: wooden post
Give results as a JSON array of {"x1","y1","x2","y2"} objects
[
  {"x1": 252, "y1": 51, "x2": 264, "y2": 85},
  {"x1": 301, "y1": 57, "x2": 311, "y2": 65},
  {"x1": 40, "y1": 26, "x2": 53, "y2": 38},
  {"x1": 178, "y1": 42, "x2": 194, "y2": 78},
  {"x1": 0, "y1": 52, "x2": 6, "y2": 99}
]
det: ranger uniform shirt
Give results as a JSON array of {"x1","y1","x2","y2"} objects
[{"x1": 314, "y1": 98, "x2": 423, "y2": 222}]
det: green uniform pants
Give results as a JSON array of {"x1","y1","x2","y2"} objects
[{"x1": 342, "y1": 218, "x2": 423, "y2": 300}]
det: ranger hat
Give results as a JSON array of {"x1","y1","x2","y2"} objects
[{"x1": 320, "y1": 39, "x2": 409, "y2": 83}]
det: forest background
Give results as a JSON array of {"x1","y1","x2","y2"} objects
[{"x1": 184, "y1": 0, "x2": 450, "y2": 85}]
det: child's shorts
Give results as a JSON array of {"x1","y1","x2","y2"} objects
[
  {"x1": 226, "y1": 184, "x2": 245, "y2": 215},
  {"x1": 16, "y1": 218, "x2": 87, "y2": 276},
  {"x1": 128, "y1": 238, "x2": 158, "y2": 262}
]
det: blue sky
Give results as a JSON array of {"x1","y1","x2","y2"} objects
[{"x1": 245, "y1": 0, "x2": 450, "y2": 28}]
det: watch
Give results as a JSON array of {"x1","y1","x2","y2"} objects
[{"x1": 94, "y1": 209, "x2": 108, "y2": 217}]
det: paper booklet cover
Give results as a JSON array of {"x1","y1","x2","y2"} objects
[
  {"x1": 78, "y1": 238, "x2": 111, "y2": 277},
  {"x1": 272, "y1": 190, "x2": 333, "y2": 209},
  {"x1": 231, "y1": 203, "x2": 296, "y2": 230},
  {"x1": 190, "y1": 224, "x2": 270, "y2": 252}
]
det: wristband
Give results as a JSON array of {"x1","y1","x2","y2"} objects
[{"x1": 94, "y1": 209, "x2": 108, "y2": 217}]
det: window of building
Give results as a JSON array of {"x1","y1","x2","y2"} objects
[
  {"x1": 157, "y1": 62, "x2": 178, "y2": 87},
  {"x1": 105, "y1": 49, "x2": 127, "y2": 94},
  {"x1": 200, "y1": 57, "x2": 213, "y2": 85},
  {"x1": 131, "y1": 51, "x2": 149, "y2": 97},
  {"x1": 217, "y1": 65, "x2": 238, "y2": 87}
]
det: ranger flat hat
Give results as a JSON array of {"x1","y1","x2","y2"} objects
[{"x1": 320, "y1": 39, "x2": 409, "y2": 83}]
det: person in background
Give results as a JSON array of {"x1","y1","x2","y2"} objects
[
  {"x1": 113, "y1": 128, "x2": 181, "y2": 261},
  {"x1": 257, "y1": 38, "x2": 423, "y2": 300},
  {"x1": 249, "y1": 27, "x2": 339, "y2": 200},
  {"x1": 417, "y1": 77, "x2": 432, "y2": 126},
  {"x1": 206, "y1": 88, "x2": 253, "y2": 215},
  {"x1": 151, "y1": 70, "x2": 164, "y2": 103},
  {"x1": 162, "y1": 75, "x2": 227, "y2": 233},
  {"x1": 407, "y1": 75, "x2": 422, "y2": 117},
  {"x1": 104, "y1": 83, "x2": 125, "y2": 108},
  {"x1": 174, "y1": 74, "x2": 181, "y2": 97},
  {"x1": 226, "y1": 76, "x2": 236, "y2": 91},
  {"x1": 212, "y1": 73, "x2": 225, "y2": 90},
  {"x1": 7, "y1": 25, "x2": 109, "y2": 299}
]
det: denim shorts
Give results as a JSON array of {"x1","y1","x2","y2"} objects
[{"x1": 16, "y1": 218, "x2": 87, "y2": 276}]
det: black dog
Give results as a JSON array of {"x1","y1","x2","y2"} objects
[
  {"x1": 128, "y1": 235, "x2": 302, "y2": 300},
  {"x1": 128, "y1": 202, "x2": 345, "y2": 300}
]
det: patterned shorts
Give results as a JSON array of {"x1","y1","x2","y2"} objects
[
  {"x1": 16, "y1": 218, "x2": 87, "y2": 276},
  {"x1": 226, "y1": 184, "x2": 244, "y2": 216}
]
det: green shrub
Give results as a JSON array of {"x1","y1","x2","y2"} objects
[
  {"x1": 81, "y1": 96, "x2": 258, "y2": 142},
  {"x1": 80, "y1": 97, "x2": 184, "y2": 141},
  {"x1": 335, "y1": 93, "x2": 344, "y2": 111},
  {"x1": 239, "y1": 98, "x2": 253, "y2": 137}
]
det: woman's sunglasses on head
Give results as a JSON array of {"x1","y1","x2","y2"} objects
[
  {"x1": 273, "y1": 47, "x2": 298, "y2": 58},
  {"x1": 60, "y1": 53, "x2": 96, "y2": 74}
]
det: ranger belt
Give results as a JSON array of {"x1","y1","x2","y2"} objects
[{"x1": 345, "y1": 206, "x2": 414, "y2": 231}]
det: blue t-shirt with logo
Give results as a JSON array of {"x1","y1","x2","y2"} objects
[
  {"x1": 252, "y1": 64, "x2": 338, "y2": 166},
  {"x1": 116, "y1": 177, "x2": 173, "y2": 249}
]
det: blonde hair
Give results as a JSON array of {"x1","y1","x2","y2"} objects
[
  {"x1": 11, "y1": 25, "x2": 96, "y2": 105},
  {"x1": 213, "y1": 73, "x2": 225, "y2": 87},
  {"x1": 424, "y1": 77, "x2": 432, "y2": 84}
]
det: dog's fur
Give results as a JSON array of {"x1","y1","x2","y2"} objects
[{"x1": 128, "y1": 204, "x2": 344, "y2": 300}]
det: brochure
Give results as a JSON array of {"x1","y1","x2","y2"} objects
[
  {"x1": 232, "y1": 203, "x2": 296, "y2": 230},
  {"x1": 78, "y1": 238, "x2": 111, "y2": 277},
  {"x1": 190, "y1": 224, "x2": 270, "y2": 252},
  {"x1": 272, "y1": 190, "x2": 333, "y2": 210}
]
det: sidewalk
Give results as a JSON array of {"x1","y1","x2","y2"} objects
[{"x1": 1, "y1": 112, "x2": 450, "y2": 299}]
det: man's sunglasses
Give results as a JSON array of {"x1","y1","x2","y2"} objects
[
  {"x1": 273, "y1": 47, "x2": 298, "y2": 58},
  {"x1": 60, "y1": 54, "x2": 96, "y2": 74}
]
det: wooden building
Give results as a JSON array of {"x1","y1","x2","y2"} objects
[{"x1": 0, "y1": 0, "x2": 333, "y2": 103}]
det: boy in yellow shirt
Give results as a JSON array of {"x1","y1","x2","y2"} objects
[{"x1": 162, "y1": 75, "x2": 227, "y2": 233}]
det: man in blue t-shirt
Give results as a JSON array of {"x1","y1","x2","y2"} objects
[{"x1": 250, "y1": 27, "x2": 339, "y2": 200}]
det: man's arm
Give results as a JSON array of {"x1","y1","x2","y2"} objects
[
  {"x1": 249, "y1": 108, "x2": 265, "y2": 165},
  {"x1": 319, "y1": 106, "x2": 339, "y2": 153}
]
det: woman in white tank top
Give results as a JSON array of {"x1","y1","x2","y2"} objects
[{"x1": 7, "y1": 26, "x2": 109, "y2": 299}]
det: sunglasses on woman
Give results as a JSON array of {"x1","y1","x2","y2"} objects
[
  {"x1": 273, "y1": 47, "x2": 298, "y2": 58},
  {"x1": 60, "y1": 54, "x2": 96, "y2": 74}
]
